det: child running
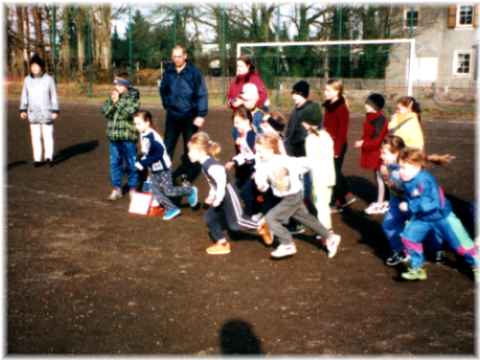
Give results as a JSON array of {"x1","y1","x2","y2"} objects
[
  {"x1": 133, "y1": 110, "x2": 198, "y2": 220},
  {"x1": 398, "y1": 148, "x2": 477, "y2": 280},
  {"x1": 380, "y1": 135, "x2": 455, "y2": 267},
  {"x1": 355, "y1": 93, "x2": 389, "y2": 215},
  {"x1": 254, "y1": 133, "x2": 342, "y2": 259},
  {"x1": 388, "y1": 96, "x2": 424, "y2": 150},
  {"x1": 188, "y1": 132, "x2": 271, "y2": 255}
]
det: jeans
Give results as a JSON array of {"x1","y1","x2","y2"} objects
[
  {"x1": 109, "y1": 140, "x2": 139, "y2": 189},
  {"x1": 164, "y1": 113, "x2": 201, "y2": 183}
]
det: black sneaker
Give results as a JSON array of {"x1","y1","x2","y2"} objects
[
  {"x1": 386, "y1": 252, "x2": 409, "y2": 266},
  {"x1": 33, "y1": 161, "x2": 43, "y2": 167}
]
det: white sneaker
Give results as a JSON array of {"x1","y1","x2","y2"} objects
[
  {"x1": 107, "y1": 188, "x2": 123, "y2": 201},
  {"x1": 326, "y1": 234, "x2": 341, "y2": 258},
  {"x1": 251, "y1": 213, "x2": 263, "y2": 223},
  {"x1": 271, "y1": 244, "x2": 297, "y2": 259}
]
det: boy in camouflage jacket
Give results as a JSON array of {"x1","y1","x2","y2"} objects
[{"x1": 101, "y1": 75, "x2": 140, "y2": 200}]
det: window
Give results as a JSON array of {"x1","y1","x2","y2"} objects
[
  {"x1": 404, "y1": 8, "x2": 419, "y2": 28},
  {"x1": 457, "y1": 5, "x2": 474, "y2": 26},
  {"x1": 453, "y1": 51, "x2": 472, "y2": 75}
]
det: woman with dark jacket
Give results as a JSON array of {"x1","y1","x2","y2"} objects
[{"x1": 322, "y1": 79, "x2": 355, "y2": 212}]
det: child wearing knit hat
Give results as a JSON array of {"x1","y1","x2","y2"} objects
[{"x1": 354, "y1": 93, "x2": 389, "y2": 215}]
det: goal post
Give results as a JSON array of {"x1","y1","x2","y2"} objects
[{"x1": 236, "y1": 38, "x2": 416, "y2": 96}]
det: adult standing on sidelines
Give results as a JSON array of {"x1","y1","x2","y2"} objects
[
  {"x1": 19, "y1": 54, "x2": 59, "y2": 167},
  {"x1": 227, "y1": 56, "x2": 268, "y2": 112},
  {"x1": 159, "y1": 45, "x2": 208, "y2": 184}
]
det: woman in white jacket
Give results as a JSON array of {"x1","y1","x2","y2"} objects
[
  {"x1": 304, "y1": 122, "x2": 336, "y2": 231},
  {"x1": 19, "y1": 54, "x2": 59, "y2": 167}
]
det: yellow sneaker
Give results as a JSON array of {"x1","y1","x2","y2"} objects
[
  {"x1": 206, "y1": 242, "x2": 231, "y2": 255},
  {"x1": 258, "y1": 222, "x2": 273, "y2": 246}
]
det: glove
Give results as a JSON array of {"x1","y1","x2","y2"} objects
[
  {"x1": 135, "y1": 162, "x2": 144, "y2": 171},
  {"x1": 399, "y1": 202, "x2": 409, "y2": 212}
]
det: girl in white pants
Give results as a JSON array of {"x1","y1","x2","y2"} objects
[
  {"x1": 304, "y1": 123, "x2": 336, "y2": 231},
  {"x1": 19, "y1": 54, "x2": 59, "y2": 166}
]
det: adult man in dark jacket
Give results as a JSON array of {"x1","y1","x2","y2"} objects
[{"x1": 159, "y1": 45, "x2": 208, "y2": 183}]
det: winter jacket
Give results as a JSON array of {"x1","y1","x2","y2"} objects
[
  {"x1": 136, "y1": 128, "x2": 172, "y2": 172},
  {"x1": 388, "y1": 112, "x2": 424, "y2": 150},
  {"x1": 323, "y1": 97, "x2": 349, "y2": 157},
  {"x1": 159, "y1": 62, "x2": 208, "y2": 119},
  {"x1": 227, "y1": 72, "x2": 268, "y2": 110},
  {"x1": 101, "y1": 87, "x2": 140, "y2": 142},
  {"x1": 360, "y1": 112, "x2": 388, "y2": 170},
  {"x1": 401, "y1": 169, "x2": 452, "y2": 222},
  {"x1": 305, "y1": 130, "x2": 336, "y2": 188},
  {"x1": 19, "y1": 73, "x2": 59, "y2": 124},
  {"x1": 284, "y1": 100, "x2": 323, "y2": 157}
]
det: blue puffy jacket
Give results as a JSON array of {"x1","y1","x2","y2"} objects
[
  {"x1": 159, "y1": 62, "x2": 208, "y2": 119},
  {"x1": 402, "y1": 170, "x2": 452, "y2": 221}
]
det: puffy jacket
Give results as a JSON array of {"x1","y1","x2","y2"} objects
[
  {"x1": 360, "y1": 112, "x2": 388, "y2": 170},
  {"x1": 159, "y1": 62, "x2": 208, "y2": 119},
  {"x1": 227, "y1": 72, "x2": 268, "y2": 110},
  {"x1": 402, "y1": 170, "x2": 452, "y2": 221},
  {"x1": 284, "y1": 100, "x2": 322, "y2": 157}
]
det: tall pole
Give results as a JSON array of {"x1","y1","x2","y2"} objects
[{"x1": 336, "y1": 5, "x2": 343, "y2": 77}]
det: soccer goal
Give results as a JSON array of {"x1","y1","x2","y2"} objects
[{"x1": 237, "y1": 39, "x2": 416, "y2": 99}]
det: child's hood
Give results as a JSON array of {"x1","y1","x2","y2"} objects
[{"x1": 127, "y1": 86, "x2": 140, "y2": 101}]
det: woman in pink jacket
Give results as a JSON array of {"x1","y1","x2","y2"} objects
[{"x1": 227, "y1": 56, "x2": 268, "y2": 111}]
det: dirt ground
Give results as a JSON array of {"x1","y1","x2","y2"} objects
[{"x1": 6, "y1": 99, "x2": 477, "y2": 355}]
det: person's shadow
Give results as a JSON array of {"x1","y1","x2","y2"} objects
[
  {"x1": 52, "y1": 140, "x2": 99, "y2": 165},
  {"x1": 220, "y1": 319, "x2": 264, "y2": 355}
]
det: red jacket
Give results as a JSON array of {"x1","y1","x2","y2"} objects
[
  {"x1": 227, "y1": 72, "x2": 268, "y2": 110},
  {"x1": 323, "y1": 97, "x2": 349, "y2": 157},
  {"x1": 360, "y1": 112, "x2": 388, "y2": 170}
]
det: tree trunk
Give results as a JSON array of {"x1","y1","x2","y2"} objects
[
  {"x1": 32, "y1": 6, "x2": 46, "y2": 60},
  {"x1": 24, "y1": 7, "x2": 31, "y2": 58},
  {"x1": 15, "y1": 5, "x2": 27, "y2": 76},
  {"x1": 61, "y1": 6, "x2": 71, "y2": 77},
  {"x1": 98, "y1": 5, "x2": 112, "y2": 74},
  {"x1": 75, "y1": 7, "x2": 86, "y2": 73}
]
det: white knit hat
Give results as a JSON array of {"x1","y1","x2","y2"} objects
[{"x1": 240, "y1": 83, "x2": 259, "y2": 103}]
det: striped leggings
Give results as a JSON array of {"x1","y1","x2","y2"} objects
[{"x1": 205, "y1": 183, "x2": 260, "y2": 241}]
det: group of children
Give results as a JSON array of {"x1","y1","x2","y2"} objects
[{"x1": 19, "y1": 55, "x2": 478, "y2": 280}]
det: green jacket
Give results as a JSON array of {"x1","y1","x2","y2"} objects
[{"x1": 101, "y1": 88, "x2": 140, "y2": 141}]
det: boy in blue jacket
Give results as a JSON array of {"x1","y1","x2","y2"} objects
[
  {"x1": 398, "y1": 148, "x2": 478, "y2": 280},
  {"x1": 133, "y1": 110, "x2": 198, "y2": 221}
]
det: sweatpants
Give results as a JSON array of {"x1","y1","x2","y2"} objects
[
  {"x1": 401, "y1": 212, "x2": 478, "y2": 269},
  {"x1": 151, "y1": 169, "x2": 193, "y2": 210},
  {"x1": 205, "y1": 183, "x2": 260, "y2": 241},
  {"x1": 266, "y1": 191, "x2": 331, "y2": 246},
  {"x1": 382, "y1": 197, "x2": 408, "y2": 253},
  {"x1": 313, "y1": 186, "x2": 333, "y2": 230},
  {"x1": 30, "y1": 123, "x2": 54, "y2": 162}
]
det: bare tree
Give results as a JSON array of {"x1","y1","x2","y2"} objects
[{"x1": 32, "y1": 6, "x2": 46, "y2": 60}]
